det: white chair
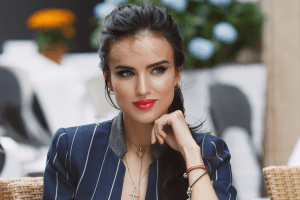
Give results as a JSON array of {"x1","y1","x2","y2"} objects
[
  {"x1": 0, "y1": 65, "x2": 51, "y2": 146},
  {"x1": 288, "y1": 136, "x2": 300, "y2": 166}
]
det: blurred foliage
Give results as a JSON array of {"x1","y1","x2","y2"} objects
[{"x1": 90, "y1": 0, "x2": 264, "y2": 68}]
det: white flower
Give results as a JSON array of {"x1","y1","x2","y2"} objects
[
  {"x1": 109, "y1": 0, "x2": 127, "y2": 3},
  {"x1": 213, "y1": 22, "x2": 238, "y2": 44},
  {"x1": 188, "y1": 37, "x2": 215, "y2": 60},
  {"x1": 208, "y1": 0, "x2": 232, "y2": 7},
  {"x1": 93, "y1": 1, "x2": 117, "y2": 19},
  {"x1": 161, "y1": 0, "x2": 188, "y2": 12}
]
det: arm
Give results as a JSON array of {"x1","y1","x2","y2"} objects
[
  {"x1": 151, "y1": 110, "x2": 237, "y2": 200},
  {"x1": 182, "y1": 142, "x2": 218, "y2": 199},
  {"x1": 43, "y1": 128, "x2": 76, "y2": 200},
  {"x1": 185, "y1": 134, "x2": 237, "y2": 200}
]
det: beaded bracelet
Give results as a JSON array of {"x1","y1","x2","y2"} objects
[{"x1": 186, "y1": 171, "x2": 208, "y2": 200}]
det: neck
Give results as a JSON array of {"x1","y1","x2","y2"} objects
[{"x1": 123, "y1": 112, "x2": 153, "y2": 148}]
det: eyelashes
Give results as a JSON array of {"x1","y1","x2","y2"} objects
[
  {"x1": 116, "y1": 67, "x2": 167, "y2": 78},
  {"x1": 152, "y1": 67, "x2": 167, "y2": 74},
  {"x1": 116, "y1": 71, "x2": 134, "y2": 77}
]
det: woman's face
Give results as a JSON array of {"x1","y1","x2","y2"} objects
[{"x1": 106, "y1": 32, "x2": 182, "y2": 124}]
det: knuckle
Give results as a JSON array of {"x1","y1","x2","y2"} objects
[{"x1": 174, "y1": 110, "x2": 182, "y2": 117}]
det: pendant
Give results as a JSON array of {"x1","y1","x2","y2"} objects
[
  {"x1": 129, "y1": 186, "x2": 139, "y2": 200},
  {"x1": 186, "y1": 187, "x2": 192, "y2": 200},
  {"x1": 137, "y1": 147, "x2": 143, "y2": 158}
]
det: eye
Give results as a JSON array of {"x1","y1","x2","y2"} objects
[
  {"x1": 152, "y1": 67, "x2": 167, "y2": 74},
  {"x1": 116, "y1": 70, "x2": 134, "y2": 77}
]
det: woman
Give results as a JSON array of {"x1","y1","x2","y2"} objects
[{"x1": 43, "y1": 3, "x2": 237, "y2": 200}]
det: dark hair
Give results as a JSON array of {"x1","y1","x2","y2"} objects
[{"x1": 99, "y1": 3, "x2": 203, "y2": 199}]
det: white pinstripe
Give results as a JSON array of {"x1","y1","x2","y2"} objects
[
  {"x1": 55, "y1": 171, "x2": 58, "y2": 200},
  {"x1": 53, "y1": 133, "x2": 66, "y2": 166},
  {"x1": 211, "y1": 141, "x2": 224, "y2": 161},
  {"x1": 210, "y1": 141, "x2": 218, "y2": 156},
  {"x1": 69, "y1": 126, "x2": 79, "y2": 170},
  {"x1": 72, "y1": 187, "x2": 75, "y2": 199},
  {"x1": 207, "y1": 161, "x2": 211, "y2": 174},
  {"x1": 227, "y1": 183, "x2": 231, "y2": 190},
  {"x1": 108, "y1": 159, "x2": 120, "y2": 200},
  {"x1": 91, "y1": 146, "x2": 109, "y2": 200},
  {"x1": 46, "y1": 159, "x2": 49, "y2": 167},
  {"x1": 53, "y1": 154, "x2": 57, "y2": 165},
  {"x1": 56, "y1": 133, "x2": 66, "y2": 149},
  {"x1": 156, "y1": 160, "x2": 159, "y2": 200},
  {"x1": 75, "y1": 124, "x2": 98, "y2": 198},
  {"x1": 223, "y1": 149, "x2": 230, "y2": 154}
]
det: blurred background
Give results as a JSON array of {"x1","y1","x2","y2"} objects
[{"x1": 0, "y1": 0, "x2": 299, "y2": 199}]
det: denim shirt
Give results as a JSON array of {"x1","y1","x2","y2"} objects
[{"x1": 43, "y1": 111, "x2": 237, "y2": 199}]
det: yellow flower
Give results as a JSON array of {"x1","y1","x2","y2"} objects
[{"x1": 26, "y1": 8, "x2": 75, "y2": 30}]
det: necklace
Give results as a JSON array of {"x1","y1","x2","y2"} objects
[
  {"x1": 125, "y1": 136, "x2": 150, "y2": 158},
  {"x1": 124, "y1": 154, "x2": 149, "y2": 200}
]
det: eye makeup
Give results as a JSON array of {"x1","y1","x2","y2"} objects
[{"x1": 115, "y1": 66, "x2": 168, "y2": 78}]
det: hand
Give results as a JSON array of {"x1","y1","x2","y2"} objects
[{"x1": 151, "y1": 110, "x2": 199, "y2": 156}]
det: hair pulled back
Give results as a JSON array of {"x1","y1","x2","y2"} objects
[{"x1": 99, "y1": 3, "x2": 200, "y2": 199}]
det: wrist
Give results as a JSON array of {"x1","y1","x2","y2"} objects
[{"x1": 181, "y1": 143, "x2": 204, "y2": 166}]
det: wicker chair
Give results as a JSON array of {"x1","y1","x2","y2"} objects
[
  {"x1": 0, "y1": 177, "x2": 43, "y2": 199},
  {"x1": 263, "y1": 166, "x2": 300, "y2": 199}
]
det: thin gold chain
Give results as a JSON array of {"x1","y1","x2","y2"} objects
[
  {"x1": 124, "y1": 154, "x2": 149, "y2": 188},
  {"x1": 124, "y1": 136, "x2": 150, "y2": 148}
]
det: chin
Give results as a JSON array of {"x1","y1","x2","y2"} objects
[{"x1": 123, "y1": 106, "x2": 168, "y2": 124}]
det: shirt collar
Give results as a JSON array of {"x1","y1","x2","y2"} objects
[{"x1": 108, "y1": 111, "x2": 165, "y2": 160}]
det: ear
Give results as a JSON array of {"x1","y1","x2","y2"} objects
[
  {"x1": 103, "y1": 70, "x2": 113, "y2": 91},
  {"x1": 175, "y1": 65, "x2": 183, "y2": 86}
]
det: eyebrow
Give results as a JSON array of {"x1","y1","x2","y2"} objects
[{"x1": 114, "y1": 60, "x2": 170, "y2": 70}]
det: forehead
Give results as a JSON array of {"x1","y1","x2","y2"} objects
[{"x1": 108, "y1": 33, "x2": 174, "y2": 67}]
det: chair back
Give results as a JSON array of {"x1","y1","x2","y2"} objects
[
  {"x1": 263, "y1": 166, "x2": 300, "y2": 199},
  {"x1": 209, "y1": 84, "x2": 252, "y2": 138},
  {"x1": 0, "y1": 177, "x2": 43, "y2": 199},
  {"x1": 0, "y1": 144, "x2": 4, "y2": 175},
  {"x1": 0, "y1": 65, "x2": 51, "y2": 146}
]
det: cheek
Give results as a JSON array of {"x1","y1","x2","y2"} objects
[
  {"x1": 152, "y1": 75, "x2": 175, "y2": 95},
  {"x1": 111, "y1": 79, "x2": 134, "y2": 106}
]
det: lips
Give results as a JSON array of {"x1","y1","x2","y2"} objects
[{"x1": 134, "y1": 99, "x2": 156, "y2": 110}]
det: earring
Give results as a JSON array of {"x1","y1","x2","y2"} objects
[
  {"x1": 109, "y1": 88, "x2": 114, "y2": 95},
  {"x1": 175, "y1": 84, "x2": 179, "y2": 89}
]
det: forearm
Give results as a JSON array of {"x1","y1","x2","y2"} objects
[{"x1": 182, "y1": 144, "x2": 218, "y2": 200}]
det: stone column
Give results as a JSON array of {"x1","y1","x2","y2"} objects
[{"x1": 262, "y1": 0, "x2": 300, "y2": 166}]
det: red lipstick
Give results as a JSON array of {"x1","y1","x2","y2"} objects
[{"x1": 134, "y1": 99, "x2": 156, "y2": 110}]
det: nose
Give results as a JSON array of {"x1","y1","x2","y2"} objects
[{"x1": 135, "y1": 73, "x2": 150, "y2": 96}]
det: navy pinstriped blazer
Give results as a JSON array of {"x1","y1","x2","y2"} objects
[{"x1": 43, "y1": 111, "x2": 237, "y2": 199}]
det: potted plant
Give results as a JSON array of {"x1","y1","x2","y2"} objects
[{"x1": 26, "y1": 8, "x2": 76, "y2": 64}]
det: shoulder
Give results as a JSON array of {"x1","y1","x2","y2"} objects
[
  {"x1": 53, "y1": 119, "x2": 114, "y2": 144},
  {"x1": 193, "y1": 133, "x2": 231, "y2": 162},
  {"x1": 47, "y1": 119, "x2": 115, "y2": 180},
  {"x1": 50, "y1": 119, "x2": 114, "y2": 155}
]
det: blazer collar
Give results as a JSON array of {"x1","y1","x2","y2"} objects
[{"x1": 108, "y1": 111, "x2": 165, "y2": 160}]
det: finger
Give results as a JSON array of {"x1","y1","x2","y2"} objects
[
  {"x1": 151, "y1": 125, "x2": 156, "y2": 144},
  {"x1": 156, "y1": 120, "x2": 168, "y2": 139},
  {"x1": 154, "y1": 123, "x2": 165, "y2": 145}
]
